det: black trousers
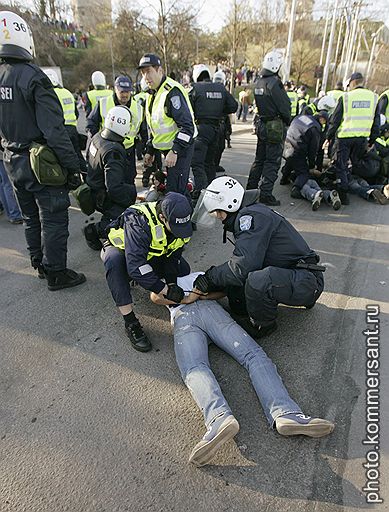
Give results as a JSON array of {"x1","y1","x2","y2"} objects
[
  {"x1": 333, "y1": 137, "x2": 368, "y2": 191},
  {"x1": 5, "y1": 151, "x2": 70, "y2": 271},
  {"x1": 191, "y1": 123, "x2": 220, "y2": 192},
  {"x1": 246, "y1": 121, "x2": 285, "y2": 196},
  {"x1": 228, "y1": 266, "x2": 324, "y2": 325}
]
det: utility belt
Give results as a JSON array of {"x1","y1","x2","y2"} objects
[
  {"x1": 196, "y1": 119, "x2": 222, "y2": 126},
  {"x1": 295, "y1": 257, "x2": 326, "y2": 273}
]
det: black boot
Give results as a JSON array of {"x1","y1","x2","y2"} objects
[
  {"x1": 83, "y1": 223, "x2": 103, "y2": 251},
  {"x1": 338, "y1": 189, "x2": 350, "y2": 205},
  {"x1": 259, "y1": 194, "x2": 281, "y2": 206},
  {"x1": 47, "y1": 269, "x2": 86, "y2": 291},
  {"x1": 125, "y1": 320, "x2": 152, "y2": 352}
]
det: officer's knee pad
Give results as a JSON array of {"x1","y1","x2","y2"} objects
[{"x1": 246, "y1": 267, "x2": 273, "y2": 293}]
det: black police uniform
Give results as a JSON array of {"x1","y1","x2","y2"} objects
[
  {"x1": 246, "y1": 68, "x2": 291, "y2": 203},
  {"x1": 87, "y1": 132, "x2": 137, "y2": 238},
  {"x1": 86, "y1": 93, "x2": 138, "y2": 186},
  {"x1": 189, "y1": 81, "x2": 237, "y2": 193},
  {"x1": 203, "y1": 192, "x2": 324, "y2": 326},
  {"x1": 0, "y1": 59, "x2": 82, "y2": 276},
  {"x1": 282, "y1": 115, "x2": 322, "y2": 189}
]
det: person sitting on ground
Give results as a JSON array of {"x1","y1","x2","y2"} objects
[{"x1": 150, "y1": 271, "x2": 335, "y2": 467}]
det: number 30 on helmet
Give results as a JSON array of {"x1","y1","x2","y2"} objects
[{"x1": 0, "y1": 11, "x2": 35, "y2": 61}]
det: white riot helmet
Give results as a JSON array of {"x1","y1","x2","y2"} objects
[
  {"x1": 213, "y1": 70, "x2": 226, "y2": 85},
  {"x1": 263, "y1": 51, "x2": 283, "y2": 73},
  {"x1": 193, "y1": 64, "x2": 211, "y2": 83},
  {"x1": 104, "y1": 106, "x2": 131, "y2": 138},
  {"x1": 0, "y1": 11, "x2": 35, "y2": 61},
  {"x1": 317, "y1": 95, "x2": 337, "y2": 112},
  {"x1": 44, "y1": 68, "x2": 59, "y2": 86},
  {"x1": 91, "y1": 70, "x2": 106, "y2": 88}
]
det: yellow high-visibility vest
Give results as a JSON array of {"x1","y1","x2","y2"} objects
[
  {"x1": 99, "y1": 95, "x2": 144, "y2": 149},
  {"x1": 287, "y1": 91, "x2": 298, "y2": 117},
  {"x1": 337, "y1": 88, "x2": 377, "y2": 138},
  {"x1": 146, "y1": 76, "x2": 196, "y2": 151},
  {"x1": 86, "y1": 88, "x2": 112, "y2": 111},
  {"x1": 378, "y1": 89, "x2": 389, "y2": 120},
  {"x1": 54, "y1": 87, "x2": 77, "y2": 126},
  {"x1": 108, "y1": 202, "x2": 190, "y2": 258},
  {"x1": 327, "y1": 89, "x2": 344, "y2": 102}
]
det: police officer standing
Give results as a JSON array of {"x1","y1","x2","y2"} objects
[
  {"x1": 138, "y1": 54, "x2": 197, "y2": 195},
  {"x1": 327, "y1": 81, "x2": 344, "y2": 103},
  {"x1": 189, "y1": 64, "x2": 238, "y2": 199},
  {"x1": 325, "y1": 72, "x2": 380, "y2": 205},
  {"x1": 102, "y1": 192, "x2": 193, "y2": 351},
  {"x1": 83, "y1": 70, "x2": 111, "y2": 116},
  {"x1": 192, "y1": 176, "x2": 324, "y2": 337},
  {"x1": 377, "y1": 87, "x2": 389, "y2": 122},
  {"x1": 84, "y1": 106, "x2": 136, "y2": 250},
  {"x1": 189, "y1": 64, "x2": 237, "y2": 198},
  {"x1": 86, "y1": 75, "x2": 144, "y2": 191},
  {"x1": 0, "y1": 11, "x2": 86, "y2": 290},
  {"x1": 44, "y1": 68, "x2": 87, "y2": 175},
  {"x1": 213, "y1": 70, "x2": 233, "y2": 173},
  {"x1": 284, "y1": 81, "x2": 298, "y2": 119},
  {"x1": 246, "y1": 51, "x2": 291, "y2": 206}
]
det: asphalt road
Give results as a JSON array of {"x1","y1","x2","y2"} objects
[{"x1": 0, "y1": 128, "x2": 388, "y2": 512}]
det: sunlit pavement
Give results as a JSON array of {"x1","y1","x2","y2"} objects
[{"x1": 0, "y1": 129, "x2": 388, "y2": 512}]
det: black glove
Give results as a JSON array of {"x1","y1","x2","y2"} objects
[
  {"x1": 67, "y1": 172, "x2": 82, "y2": 190},
  {"x1": 164, "y1": 283, "x2": 185, "y2": 303},
  {"x1": 193, "y1": 273, "x2": 210, "y2": 294}
]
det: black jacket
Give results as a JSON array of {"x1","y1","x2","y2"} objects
[
  {"x1": 208, "y1": 192, "x2": 317, "y2": 288},
  {"x1": 0, "y1": 59, "x2": 79, "y2": 171},
  {"x1": 285, "y1": 115, "x2": 322, "y2": 168},
  {"x1": 87, "y1": 132, "x2": 136, "y2": 209},
  {"x1": 189, "y1": 80, "x2": 237, "y2": 121},
  {"x1": 253, "y1": 69, "x2": 291, "y2": 125}
]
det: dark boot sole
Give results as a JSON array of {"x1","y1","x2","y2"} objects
[{"x1": 48, "y1": 274, "x2": 86, "y2": 291}]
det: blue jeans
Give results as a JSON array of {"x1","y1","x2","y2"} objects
[
  {"x1": 0, "y1": 160, "x2": 22, "y2": 221},
  {"x1": 300, "y1": 179, "x2": 331, "y2": 202},
  {"x1": 173, "y1": 301, "x2": 302, "y2": 428},
  {"x1": 348, "y1": 176, "x2": 382, "y2": 200}
]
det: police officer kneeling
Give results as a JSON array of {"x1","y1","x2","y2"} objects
[
  {"x1": 85, "y1": 106, "x2": 136, "y2": 250},
  {"x1": 102, "y1": 193, "x2": 193, "y2": 351},
  {"x1": 0, "y1": 11, "x2": 85, "y2": 290},
  {"x1": 192, "y1": 177, "x2": 325, "y2": 337}
]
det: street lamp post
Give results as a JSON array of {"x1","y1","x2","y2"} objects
[{"x1": 365, "y1": 24, "x2": 385, "y2": 87}]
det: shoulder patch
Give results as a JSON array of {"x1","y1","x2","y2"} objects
[
  {"x1": 171, "y1": 95, "x2": 181, "y2": 110},
  {"x1": 239, "y1": 215, "x2": 253, "y2": 231}
]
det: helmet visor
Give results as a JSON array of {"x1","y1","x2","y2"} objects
[{"x1": 191, "y1": 190, "x2": 218, "y2": 228}]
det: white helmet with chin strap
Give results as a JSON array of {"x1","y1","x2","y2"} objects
[
  {"x1": 204, "y1": 176, "x2": 244, "y2": 213},
  {"x1": 91, "y1": 70, "x2": 106, "y2": 87},
  {"x1": 213, "y1": 70, "x2": 226, "y2": 85},
  {"x1": 317, "y1": 94, "x2": 337, "y2": 112},
  {"x1": 193, "y1": 64, "x2": 211, "y2": 83},
  {"x1": 263, "y1": 51, "x2": 283, "y2": 73},
  {"x1": 0, "y1": 11, "x2": 35, "y2": 61},
  {"x1": 44, "y1": 68, "x2": 60, "y2": 86},
  {"x1": 104, "y1": 106, "x2": 131, "y2": 138}
]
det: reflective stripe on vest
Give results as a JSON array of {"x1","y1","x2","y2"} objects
[
  {"x1": 146, "y1": 77, "x2": 196, "y2": 151},
  {"x1": 306, "y1": 103, "x2": 317, "y2": 115},
  {"x1": 87, "y1": 88, "x2": 112, "y2": 111},
  {"x1": 108, "y1": 202, "x2": 190, "y2": 258},
  {"x1": 337, "y1": 88, "x2": 377, "y2": 138},
  {"x1": 287, "y1": 91, "x2": 298, "y2": 117},
  {"x1": 54, "y1": 87, "x2": 77, "y2": 126},
  {"x1": 99, "y1": 95, "x2": 144, "y2": 149},
  {"x1": 378, "y1": 89, "x2": 389, "y2": 121}
]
